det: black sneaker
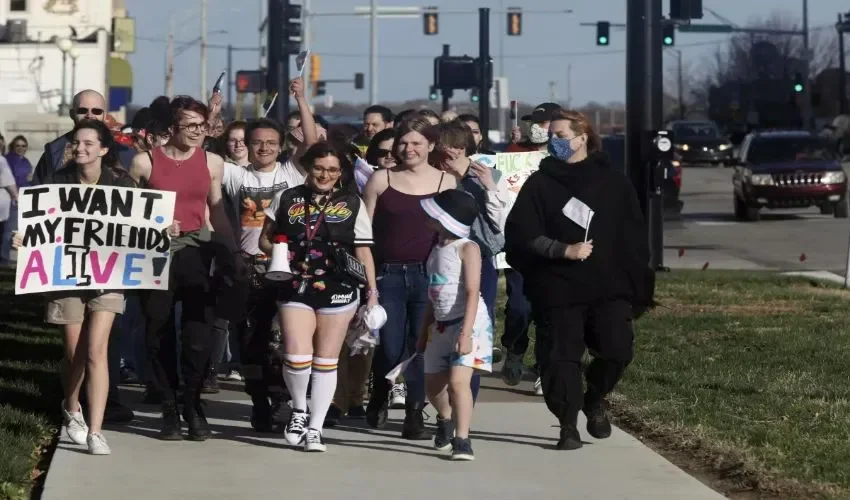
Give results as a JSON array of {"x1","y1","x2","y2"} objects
[
  {"x1": 302, "y1": 428, "x2": 326, "y2": 452},
  {"x1": 202, "y1": 371, "x2": 219, "y2": 394},
  {"x1": 501, "y1": 352, "x2": 524, "y2": 387},
  {"x1": 347, "y1": 406, "x2": 367, "y2": 419},
  {"x1": 557, "y1": 423, "x2": 582, "y2": 450},
  {"x1": 182, "y1": 403, "x2": 211, "y2": 441},
  {"x1": 325, "y1": 405, "x2": 343, "y2": 428},
  {"x1": 434, "y1": 416, "x2": 455, "y2": 451},
  {"x1": 451, "y1": 437, "x2": 474, "y2": 461},
  {"x1": 159, "y1": 401, "x2": 182, "y2": 441},
  {"x1": 584, "y1": 404, "x2": 612, "y2": 439},
  {"x1": 366, "y1": 396, "x2": 389, "y2": 429}
]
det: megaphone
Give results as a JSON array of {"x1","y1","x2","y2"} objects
[{"x1": 266, "y1": 234, "x2": 294, "y2": 281}]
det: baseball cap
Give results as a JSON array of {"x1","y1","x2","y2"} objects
[{"x1": 521, "y1": 102, "x2": 562, "y2": 123}]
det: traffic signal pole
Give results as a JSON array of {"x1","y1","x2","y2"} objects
[
  {"x1": 647, "y1": 0, "x2": 666, "y2": 271},
  {"x1": 478, "y1": 8, "x2": 491, "y2": 149},
  {"x1": 267, "y1": 0, "x2": 283, "y2": 121},
  {"x1": 441, "y1": 44, "x2": 451, "y2": 112}
]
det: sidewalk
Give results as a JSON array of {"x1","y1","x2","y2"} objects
[{"x1": 42, "y1": 379, "x2": 724, "y2": 500}]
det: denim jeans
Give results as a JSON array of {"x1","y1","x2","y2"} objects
[
  {"x1": 120, "y1": 294, "x2": 147, "y2": 380},
  {"x1": 372, "y1": 263, "x2": 429, "y2": 407},
  {"x1": 0, "y1": 203, "x2": 16, "y2": 263},
  {"x1": 501, "y1": 269, "x2": 532, "y2": 356},
  {"x1": 471, "y1": 254, "x2": 499, "y2": 401}
]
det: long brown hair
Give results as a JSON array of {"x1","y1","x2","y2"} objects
[
  {"x1": 393, "y1": 116, "x2": 438, "y2": 164},
  {"x1": 550, "y1": 109, "x2": 601, "y2": 153}
]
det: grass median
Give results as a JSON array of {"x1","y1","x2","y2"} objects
[
  {"x1": 0, "y1": 268, "x2": 63, "y2": 500},
  {"x1": 607, "y1": 271, "x2": 850, "y2": 499}
]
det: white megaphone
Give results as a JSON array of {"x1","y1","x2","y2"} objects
[{"x1": 266, "y1": 234, "x2": 294, "y2": 281}]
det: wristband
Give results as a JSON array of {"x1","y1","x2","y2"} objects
[{"x1": 366, "y1": 288, "x2": 379, "y2": 298}]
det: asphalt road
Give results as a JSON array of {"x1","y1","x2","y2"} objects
[{"x1": 664, "y1": 165, "x2": 850, "y2": 274}]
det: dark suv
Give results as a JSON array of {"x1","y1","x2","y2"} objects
[
  {"x1": 732, "y1": 130, "x2": 848, "y2": 221},
  {"x1": 667, "y1": 120, "x2": 734, "y2": 166}
]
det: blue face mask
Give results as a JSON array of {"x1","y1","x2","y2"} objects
[{"x1": 548, "y1": 136, "x2": 576, "y2": 161}]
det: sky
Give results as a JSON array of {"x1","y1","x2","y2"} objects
[{"x1": 126, "y1": 0, "x2": 848, "y2": 108}]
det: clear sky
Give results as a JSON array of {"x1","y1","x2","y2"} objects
[{"x1": 126, "y1": 0, "x2": 848, "y2": 107}]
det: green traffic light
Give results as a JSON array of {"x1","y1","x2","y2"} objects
[
  {"x1": 793, "y1": 83, "x2": 803, "y2": 93},
  {"x1": 663, "y1": 36, "x2": 673, "y2": 45},
  {"x1": 598, "y1": 36, "x2": 608, "y2": 44}
]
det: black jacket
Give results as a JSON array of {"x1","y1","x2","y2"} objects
[
  {"x1": 32, "y1": 132, "x2": 136, "y2": 186},
  {"x1": 504, "y1": 152, "x2": 653, "y2": 310}
]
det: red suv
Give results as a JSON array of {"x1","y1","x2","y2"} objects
[{"x1": 732, "y1": 130, "x2": 848, "y2": 221}]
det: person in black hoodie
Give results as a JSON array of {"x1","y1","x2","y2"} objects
[{"x1": 504, "y1": 109, "x2": 653, "y2": 451}]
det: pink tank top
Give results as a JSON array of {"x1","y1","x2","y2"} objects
[{"x1": 147, "y1": 146, "x2": 210, "y2": 232}]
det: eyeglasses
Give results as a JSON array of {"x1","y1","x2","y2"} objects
[
  {"x1": 75, "y1": 107, "x2": 104, "y2": 116},
  {"x1": 178, "y1": 122, "x2": 208, "y2": 134},
  {"x1": 250, "y1": 140, "x2": 280, "y2": 148},
  {"x1": 376, "y1": 148, "x2": 393, "y2": 158},
  {"x1": 310, "y1": 166, "x2": 342, "y2": 176}
]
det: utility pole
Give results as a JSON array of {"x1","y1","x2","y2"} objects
[
  {"x1": 677, "y1": 49, "x2": 684, "y2": 119},
  {"x1": 165, "y1": 18, "x2": 175, "y2": 97},
  {"x1": 566, "y1": 64, "x2": 572, "y2": 108},
  {"x1": 369, "y1": 0, "x2": 378, "y2": 104},
  {"x1": 478, "y1": 8, "x2": 491, "y2": 149},
  {"x1": 625, "y1": 0, "x2": 648, "y2": 199},
  {"x1": 549, "y1": 81, "x2": 557, "y2": 101},
  {"x1": 303, "y1": 0, "x2": 311, "y2": 99},
  {"x1": 647, "y1": 0, "x2": 664, "y2": 270},
  {"x1": 441, "y1": 44, "x2": 450, "y2": 112},
  {"x1": 267, "y1": 0, "x2": 283, "y2": 121},
  {"x1": 838, "y1": 13, "x2": 848, "y2": 115},
  {"x1": 802, "y1": 0, "x2": 811, "y2": 128},
  {"x1": 227, "y1": 44, "x2": 233, "y2": 113},
  {"x1": 200, "y1": 0, "x2": 208, "y2": 98}
]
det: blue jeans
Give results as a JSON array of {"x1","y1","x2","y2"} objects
[
  {"x1": 120, "y1": 294, "x2": 147, "y2": 380},
  {"x1": 373, "y1": 263, "x2": 429, "y2": 407},
  {"x1": 0, "y1": 202, "x2": 16, "y2": 263},
  {"x1": 501, "y1": 269, "x2": 532, "y2": 356},
  {"x1": 471, "y1": 254, "x2": 499, "y2": 401}
]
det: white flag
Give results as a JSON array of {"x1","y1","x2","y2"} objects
[
  {"x1": 562, "y1": 197, "x2": 595, "y2": 242},
  {"x1": 296, "y1": 50, "x2": 310, "y2": 76},
  {"x1": 385, "y1": 353, "x2": 418, "y2": 383}
]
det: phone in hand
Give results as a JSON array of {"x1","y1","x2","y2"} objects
[{"x1": 212, "y1": 72, "x2": 226, "y2": 94}]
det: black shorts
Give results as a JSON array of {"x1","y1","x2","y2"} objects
[{"x1": 277, "y1": 277, "x2": 360, "y2": 315}]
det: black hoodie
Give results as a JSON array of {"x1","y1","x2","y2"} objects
[{"x1": 504, "y1": 151, "x2": 652, "y2": 309}]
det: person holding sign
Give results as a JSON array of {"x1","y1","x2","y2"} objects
[
  {"x1": 129, "y1": 95, "x2": 245, "y2": 442},
  {"x1": 15, "y1": 120, "x2": 143, "y2": 455},
  {"x1": 258, "y1": 142, "x2": 378, "y2": 452},
  {"x1": 504, "y1": 109, "x2": 653, "y2": 451}
]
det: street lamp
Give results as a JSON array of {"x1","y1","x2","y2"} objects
[
  {"x1": 55, "y1": 37, "x2": 74, "y2": 115},
  {"x1": 69, "y1": 46, "x2": 80, "y2": 100}
]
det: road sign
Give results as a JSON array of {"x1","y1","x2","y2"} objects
[{"x1": 678, "y1": 23, "x2": 734, "y2": 33}]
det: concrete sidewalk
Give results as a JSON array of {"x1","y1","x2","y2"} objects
[{"x1": 42, "y1": 384, "x2": 724, "y2": 500}]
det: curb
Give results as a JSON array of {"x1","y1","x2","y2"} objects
[{"x1": 781, "y1": 270, "x2": 846, "y2": 285}]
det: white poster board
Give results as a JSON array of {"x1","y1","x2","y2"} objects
[
  {"x1": 15, "y1": 184, "x2": 176, "y2": 295},
  {"x1": 473, "y1": 151, "x2": 548, "y2": 269}
]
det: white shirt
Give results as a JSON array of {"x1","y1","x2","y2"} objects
[
  {"x1": 0, "y1": 157, "x2": 15, "y2": 222},
  {"x1": 222, "y1": 160, "x2": 305, "y2": 255}
]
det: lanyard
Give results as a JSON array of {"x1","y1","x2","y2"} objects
[{"x1": 304, "y1": 193, "x2": 332, "y2": 242}]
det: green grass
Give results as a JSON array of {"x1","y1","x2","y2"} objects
[
  {"x1": 606, "y1": 272, "x2": 850, "y2": 498},
  {"x1": 0, "y1": 268, "x2": 63, "y2": 499}
]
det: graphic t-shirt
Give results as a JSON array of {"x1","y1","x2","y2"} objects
[{"x1": 222, "y1": 160, "x2": 305, "y2": 255}]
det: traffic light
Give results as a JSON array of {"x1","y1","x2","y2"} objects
[
  {"x1": 670, "y1": 0, "x2": 703, "y2": 20},
  {"x1": 470, "y1": 88, "x2": 480, "y2": 103},
  {"x1": 507, "y1": 7, "x2": 521, "y2": 36},
  {"x1": 793, "y1": 72, "x2": 804, "y2": 93},
  {"x1": 354, "y1": 72, "x2": 364, "y2": 90},
  {"x1": 662, "y1": 24, "x2": 675, "y2": 45},
  {"x1": 235, "y1": 70, "x2": 265, "y2": 93},
  {"x1": 429, "y1": 86, "x2": 438, "y2": 101},
  {"x1": 596, "y1": 21, "x2": 610, "y2": 45},
  {"x1": 283, "y1": 1, "x2": 302, "y2": 55},
  {"x1": 309, "y1": 53, "x2": 320, "y2": 82},
  {"x1": 423, "y1": 7, "x2": 438, "y2": 35},
  {"x1": 315, "y1": 81, "x2": 326, "y2": 96}
]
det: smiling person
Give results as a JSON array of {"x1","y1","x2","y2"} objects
[
  {"x1": 362, "y1": 116, "x2": 456, "y2": 438},
  {"x1": 129, "y1": 95, "x2": 245, "y2": 442},
  {"x1": 17, "y1": 120, "x2": 139, "y2": 454},
  {"x1": 258, "y1": 141, "x2": 378, "y2": 452}
]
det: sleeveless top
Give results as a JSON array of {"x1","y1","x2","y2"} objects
[
  {"x1": 147, "y1": 146, "x2": 210, "y2": 232},
  {"x1": 372, "y1": 169, "x2": 444, "y2": 265},
  {"x1": 426, "y1": 238, "x2": 484, "y2": 321}
]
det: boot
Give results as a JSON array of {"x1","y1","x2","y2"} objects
[
  {"x1": 401, "y1": 400, "x2": 429, "y2": 440},
  {"x1": 182, "y1": 391, "x2": 211, "y2": 441},
  {"x1": 159, "y1": 396, "x2": 182, "y2": 441},
  {"x1": 202, "y1": 368, "x2": 220, "y2": 394},
  {"x1": 251, "y1": 395, "x2": 274, "y2": 433},
  {"x1": 366, "y1": 378, "x2": 390, "y2": 429},
  {"x1": 270, "y1": 394, "x2": 290, "y2": 432}
]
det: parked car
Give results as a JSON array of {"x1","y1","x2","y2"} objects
[
  {"x1": 601, "y1": 134, "x2": 683, "y2": 213},
  {"x1": 666, "y1": 120, "x2": 734, "y2": 166},
  {"x1": 731, "y1": 130, "x2": 848, "y2": 221}
]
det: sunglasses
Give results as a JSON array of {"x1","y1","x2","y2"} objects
[{"x1": 75, "y1": 107, "x2": 105, "y2": 116}]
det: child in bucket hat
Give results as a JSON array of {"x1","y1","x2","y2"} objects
[{"x1": 416, "y1": 189, "x2": 494, "y2": 461}]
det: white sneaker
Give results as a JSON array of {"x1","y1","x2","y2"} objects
[
  {"x1": 87, "y1": 432, "x2": 111, "y2": 455},
  {"x1": 226, "y1": 370, "x2": 243, "y2": 381},
  {"x1": 284, "y1": 409, "x2": 308, "y2": 446},
  {"x1": 61, "y1": 400, "x2": 89, "y2": 445},
  {"x1": 389, "y1": 383, "x2": 406, "y2": 409},
  {"x1": 534, "y1": 377, "x2": 543, "y2": 396},
  {"x1": 302, "y1": 428, "x2": 327, "y2": 452}
]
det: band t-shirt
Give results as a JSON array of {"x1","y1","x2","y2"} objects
[{"x1": 222, "y1": 160, "x2": 305, "y2": 255}]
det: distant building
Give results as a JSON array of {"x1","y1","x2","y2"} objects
[{"x1": 0, "y1": 0, "x2": 135, "y2": 113}]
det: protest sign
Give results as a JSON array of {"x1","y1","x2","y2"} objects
[
  {"x1": 15, "y1": 184, "x2": 176, "y2": 295},
  {"x1": 473, "y1": 151, "x2": 548, "y2": 269}
]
